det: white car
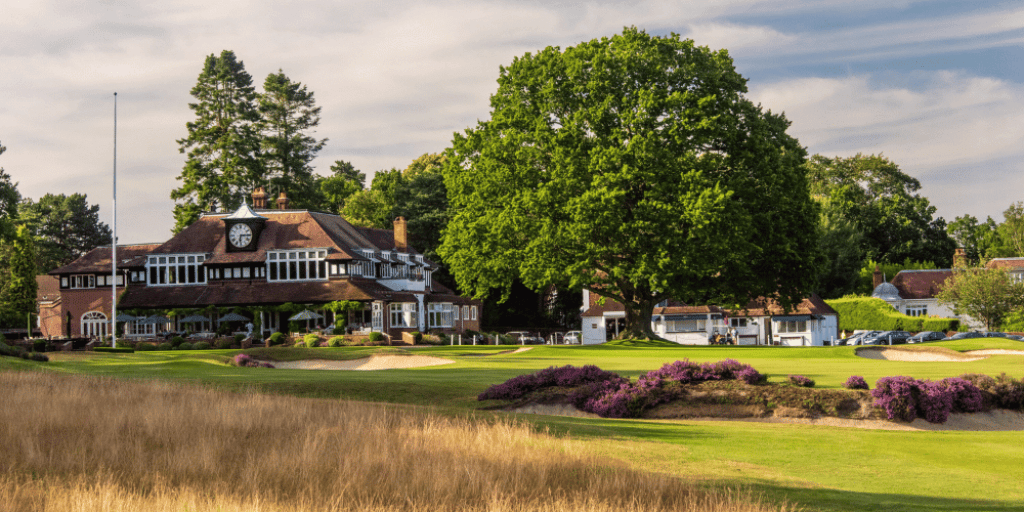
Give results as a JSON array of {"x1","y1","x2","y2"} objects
[{"x1": 564, "y1": 331, "x2": 582, "y2": 344}]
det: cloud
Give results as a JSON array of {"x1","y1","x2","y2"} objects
[{"x1": 748, "y1": 70, "x2": 1024, "y2": 221}]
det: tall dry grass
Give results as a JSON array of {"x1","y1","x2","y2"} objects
[{"x1": 0, "y1": 372, "x2": 785, "y2": 512}]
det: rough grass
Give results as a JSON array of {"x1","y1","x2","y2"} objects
[{"x1": 0, "y1": 371, "x2": 783, "y2": 512}]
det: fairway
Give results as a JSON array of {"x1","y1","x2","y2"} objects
[{"x1": 6, "y1": 339, "x2": 1024, "y2": 512}]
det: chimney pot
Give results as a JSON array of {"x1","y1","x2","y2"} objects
[
  {"x1": 252, "y1": 187, "x2": 268, "y2": 209},
  {"x1": 276, "y1": 192, "x2": 289, "y2": 210},
  {"x1": 872, "y1": 264, "x2": 883, "y2": 288}
]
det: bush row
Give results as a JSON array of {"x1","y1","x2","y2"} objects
[
  {"x1": 0, "y1": 341, "x2": 48, "y2": 362},
  {"x1": 479, "y1": 359, "x2": 766, "y2": 419},
  {"x1": 869, "y1": 373, "x2": 1024, "y2": 423},
  {"x1": 826, "y1": 297, "x2": 959, "y2": 332}
]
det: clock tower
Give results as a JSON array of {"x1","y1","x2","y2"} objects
[{"x1": 223, "y1": 202, "x2": 267, "y2": 252}]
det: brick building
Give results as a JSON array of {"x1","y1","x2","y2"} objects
[{"x1": 38, "y1": 190, "x2": 480, "y2": 340}]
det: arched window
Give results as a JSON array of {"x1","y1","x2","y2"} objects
[{"x1": 81, "y1": 311, "x2": 108, "y2": 338}]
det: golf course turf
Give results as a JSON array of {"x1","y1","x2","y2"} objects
[{"x1": 3, "y1": 339, "x2": 1023, "y2": 512}]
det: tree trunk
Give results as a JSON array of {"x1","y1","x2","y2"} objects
[{"x1": 619, "y1": 299, "x2": 662, "y2": 340}]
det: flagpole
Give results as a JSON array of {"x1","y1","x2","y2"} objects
[{"x1": 111, "y1": 92, "x2": 118, "y2": 348}]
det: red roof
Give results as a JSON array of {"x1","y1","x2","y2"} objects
[
  {"x1": 731, "y1": 294, "x2": 837, "y2": 317},
  {"x1": 49, "y1": 244, "x2": 161, "y2": 275},
  {"x1": 986, "y1": 258, "x2": 1024, "y2": 270},
  {"x1": 890, "y1": 270, "x2": 953, "y2": 300}
]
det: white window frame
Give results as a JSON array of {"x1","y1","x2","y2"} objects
[
  {"x1": 389, "y1": 303, "x2": 417, "y2": 328},
  {"x1": 428, "y1": 303, "x2": 454, "y2": 328},
  {"x1": 81, "y1": 311, "x2": 107, "y2": 338},
  {"x1": 471, "y1": 306, "x2": 477, "y2": 321},
  {"x1": 266, "y1": 249, "x2": 329, "y2": 282},
  {"x1": 147, "y1": 254, "x2": 207, "y2": 286},
  {"x1": 68, "y1": 274, "x2": 96, "y2": 289},
  {"x1": 776, "y1": 320, "x2": 808, "y2": 333}
]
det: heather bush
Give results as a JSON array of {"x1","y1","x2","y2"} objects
[
  {"x1": 737, "y1": 366, "x2": 765, "y2": 385},
  {"x1": 843, "y1": 375, "x2": 869, "y2": 390},
  {"x1": 871, "y1": 376, "x2": 920, "y2": 422},
  {"x1": 641, "y1": 359, "x2": 755, "y2": 384},
  {"x1": 916, "y1": 380, "x2": 954, "y2": 423},
  {"x1": 788, "y1": 375, "x2": 815, "y2": 388},
  {"x1": 989, "y1": 374, "x2": 1024, "y2": 409},
  {"x1": 232, "y1": 353, "x2": 255, "y2": 367},
  {"x1": 940, "y1": 377, "x2": 985, "y2": 413},
  {"x1": 193, "y1": 341, "x2": 212, "y2": 350},
  {"x1": 478, "y1": 365, "x2": 625, "y2": 401}
]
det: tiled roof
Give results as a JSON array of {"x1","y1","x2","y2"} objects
[
  {"x1": 49, "y1": 244, "x2": 162, "y2": 275},
  {"x1": 36, "y1": 275, "x2": 60, "y2": 302},
  {"x1": 890, "y1": 270, "x2": 953, "y2": 300},
  {"x1": 986, "y1": 258, "x2": 1024, "y2": 270},
  {"x1": 732, "y1": 294, "x2": 837, "y2": 317}
]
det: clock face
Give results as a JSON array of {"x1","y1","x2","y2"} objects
[{"x1": 228, "y1": 223, "x2": 253, "y2": 248}]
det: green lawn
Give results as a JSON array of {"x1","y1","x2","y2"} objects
[{"x1": 5, "y1": 339, "x2": 1024, "y2": 512}]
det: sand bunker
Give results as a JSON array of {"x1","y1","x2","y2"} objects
[
  {"x1": 509, "y1": 404, "x2": 1024, "y2": 431},
  {"x1": 271, "y1": 354, "x2": 455, "y2": 371},
  {"x1": 857, "y1": 347, "x2": 1024, "y2": 362},
  {"x1": 459, "y1": 347, "x2": 534, "y2": 357}
]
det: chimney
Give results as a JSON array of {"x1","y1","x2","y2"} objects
[
  {"x1": 954, "y1": 248, "x2": 966, "y2": 268},
  {"x1": 276, "y1": 192, "x2": 289, "y2": 210},
  {"x1": 394, "y1": 216, "x2": 408, "y2": 252},
  {"x1": 252, "y1": 187, "x2": 268, "y2": 209},
  {"x1": 872, "y1": 265, "x2": 883, "y2": 288}
]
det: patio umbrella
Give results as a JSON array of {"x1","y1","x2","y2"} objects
[
  {"x1": 179, "y1": 314, "x2": 211, "y2": 324},
  {"x1": 141, "y1": 315, "x2": 170, "y2": 325},
  {"x1": 218, "y1": 312, "x2": 250, "y2": 323},
  {"x1": 115, "y1": 313, "x2": 139, "y2": 322},
  {"x1": 289, "y1": 310, "x2": 324, "y2": 332}
]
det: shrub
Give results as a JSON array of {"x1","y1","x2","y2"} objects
[
  {"x1": 737, "y1": 366, "x2": 765, "y2": 385},
  {"x1": 368, "y1": 332, "x2": 385, "y2": 343},
  {"x1": 232, "y1": 353, "x2": 256, "y2": 367},
  {"x1": 216, "y1": 337, "x2": 234, "y2": 349},
  {"x1": 0, "y1": 341, "x2": 22, "y2": 357},
  {"x1": 156, "y1": 342, "x2": 173, "y2": 351},
  {"x1": 32, "y1": 339, "x2": 47, "y2": 352},
  {"x1": 788, "y1": 375, "x2": 815, "y2": 387},
  {"x1": 135, "y1": 343, "x2": 157, "y2": 351},
  {"x1": 177, "y1": 342, "x2": 194, "y2": 350},
  {"x1": 989, "y1": 373, "x2": 1024, "y2": 410},
  {"x1": 29, "y1": 352, "x2": 48, "y2": 362},
  {"x1": 294, "y1": 341, "x2": 306, "y2": 348},
  {"x1": 194, "y1": 341, "x2": 212, "y2": 350},
  {"x1": 328, "y1": 336, "x2": 345, "y2": 348},
  {"x1": 269, "y1": 332, "x2": 285, "y2": 346},
  {"x1": 826, "y1": 297, "x2": 959, "y2": 332},
  {"x1": 234, "y1": 333, "x2": 246, "y2": 343},
  {"x1": 478, "y1": 365, "x2": 626, "y2": 401},
  {"x1": 420, "y1": 334, "x2": 444, "y2": 346},
  {"x1": 258, "y1": 362, "x2": 275, "y2": 368},
  {"x1": 171, "y1": 336, "x2": 185, "y2": 347},
  {"x1": 843, "y1": 375, "x2": 869, "y2": 390},
  {"x1": 304, "y1": 333, "x2": 321, "y2": 348},
  {"x1": 872, "y1": 376, "x2": 919, "y2": 422},
  {"x1": 940, "y1": 377, "x2": 985, "y2": 414},
  {"x1": 410, "y1": 331, "x2": 423, "y2": 344}
]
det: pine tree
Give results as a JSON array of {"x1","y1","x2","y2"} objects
[
  {"x1": 172, "y1": 50, "x2": 261, "y2": 232},
  {"x1": 258, "y1": 70, "x2": 326, "y2": 210},
  {"x1": 0, "y1": 225, "x2": 38, "y2": 323}
]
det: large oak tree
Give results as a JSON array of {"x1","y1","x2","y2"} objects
[{"x1": 439, "y1": 28, "x2": 821, "y2": 339}]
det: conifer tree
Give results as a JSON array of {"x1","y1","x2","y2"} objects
[
  {"x1": 172, "y1": 50, "x2": 261, "y2": 232},
  {"x1": 258, "y1": 70, "x2": 326, "y2": 210}
]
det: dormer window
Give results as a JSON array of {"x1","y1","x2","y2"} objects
[
  {"x1": 267, "y1": 249, "x2": 328, "y2": 282},
  {"x1": 147, "y1": 254, "x2": 206, "y2": 286}
]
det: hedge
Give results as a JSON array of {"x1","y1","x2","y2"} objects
[{"x1": 826, "y1": 297, "x2": 959, "y2": 332}]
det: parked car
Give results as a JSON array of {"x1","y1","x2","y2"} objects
[
  {"x1": 1006, "y1": 334, "x2": 1024, "y2": 341},
  {"x1": 837, "y1": 331, "x2": 877, "y2": 346},
  {"x1": 564, "y1": 331, "x2": 582, "y2": 344},
  {"x1": 942, "y1": 331, "x2": 985, "y2": 341},
  {"x1": 506, "y1": 331, "x2": 544, "y2": 344},
  {"x1": 984, "y1": 332, "x2": 1008, "y2": 338},
  {"x1": 862, "y1": 331, "x2": 911, "y2": 345},
  {"x1": 908, "y1": 331, "x2": 946, "y2": 343}
]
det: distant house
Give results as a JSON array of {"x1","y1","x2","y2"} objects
[
  {"x1": 868, "y1": 250, "x2": 1024, "y2": 330},
  {"x1": 579, "y1": 290, "x2": 839, "y2": 346}
]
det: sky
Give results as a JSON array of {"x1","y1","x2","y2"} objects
[{"x1": 1, "y1": 0, "x2": 1022, "y2": 244}]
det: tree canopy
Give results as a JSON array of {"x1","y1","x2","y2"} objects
[
  {"x1": 805, "y1": 153, "x2": 956, "y2": 268},
  {"x1": 18, "y1": 193, "x2": 112, "y2": 273},
  {"x1": 936, "y1": 266, "x2": 1024, "y2": 331},
  {"x1": 439, "y1": 28, "x2": 821, "y2": 339},
  {"x1": 258, "y1": 70, "x2": 327, "y2": 210},
  {"x1": 172, "y1": 50, "x2": 262, "y2": 231}
]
